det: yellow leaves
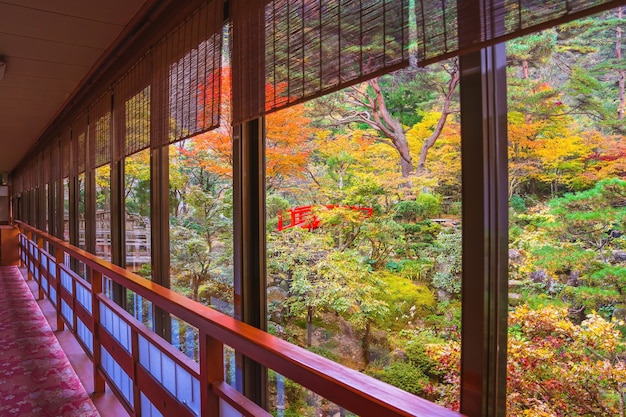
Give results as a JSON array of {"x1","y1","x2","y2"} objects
[
  {"x1": 406, "y1": 111, "x2": 459, "y2": 153},
  {"x1": 508, "y1": 304, "x2": 626, "y2": 416},
  {"x1": 509, "y1": 304, "x2": 576, "y2": 339},
  {"x1": 94, "y1": 164, "x2": 111, "y2": 189},
  {"x1": 124, "y1": 149, "x2": 151, "y2": 183},
  {"x1": 580, "y1": 312, "x2": 624, "y2": 353},
  {"x1": 406, "y1": 111, "x2": 441, "y2": 147}
]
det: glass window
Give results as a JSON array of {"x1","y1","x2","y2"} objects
[
  {"x1": 506, "y1": 9, "x2": 626, "y2": 415},
  {"x1": 95, "y1": 165, "x2": 111, "y2": 262},
  {"x1": 168, "y1": 56, "x2": 234, "y2": 359},
  {"x1": 63, "y1": 178, "x2": 70, "y2": 243},
  {"x1": 124, "y1": 148, "x2": 151, "y2": 274},
  {"x1": 266, "y1": 64, "x2": 463, "y2": 413}
]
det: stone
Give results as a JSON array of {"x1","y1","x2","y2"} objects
[
  {"x1": 509, "y1": 249, "x2": 521, "y2": 262},
  {"x1": 612, "y1": 251, "x2": 626, "y2": 263},
  {"x1": 508, "y1": 293, "x2": 523, "y2": 306},
  {"x1": 530, "y1": 269, "x2": 548, "y2": 283}
]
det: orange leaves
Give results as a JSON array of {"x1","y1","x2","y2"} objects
[
  {"x1": 266, "y1": 98, "x2": 313, "y2": 190},
  {"x1": 188, "y1": 67, "x2": 313, "y2": 185}
]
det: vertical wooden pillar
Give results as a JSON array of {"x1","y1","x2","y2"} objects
[
  {"x1": 110, "y1": 159, "x2": 126, "y2": 307},
  {"x1": 233, "y1": 118, "x2": 268, "y2": 408},
  {"x1": 55, "y1": 246, "x2": 66, "y2": 331},
  {"x1": 200, "y1": 331, "x2": 224, "y2": 415},
  {"x1": 91, "y1": 269, "x2": 106, "y2": 394},
  {"x1": 36, "y1": 235, "x2": 44, "y2": 300},
  {"x1": 26, "y1": 230, "x2": 33, "y2": 280},
  {"x1": 55, "y1": 179, "x2": 64, "y2": 241},
  {"x1": 459, "y1": 44, "x2": 509, "y2": 417},
  {"x1": 18, "y1": 226, "x2": 24, "y2": 268},
  {"x1": 48, "y1": 180, "x2": 56, "y2": 240},
  {"x1": 86, "y1": 170, "x2": 96, "y2": 256},
  {"x1": 150, "y1": 145, "x2": 172, "y2": 341}
]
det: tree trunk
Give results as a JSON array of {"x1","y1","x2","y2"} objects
[
  {"x1": 307, "y1": 306, "x2": 313, "y2": 347},
  {"x1": 362, "y1": 320, "x2": 371, "y2": 366},
  {"x1": 369, "y1": 80, "x2": 414, "y2": 177},
  {"x1": 346, "y1": 79, "x2": 414, "y2": 177},
  {"x1": 416, "y1": 66, "x2": 460, "y2": 172},
  {"x1": 521, "y1": 60, "x2": 534, "y2": 123},
  {"x1": 394, "y1": 133, "x2": 414, "y2": 177},
  {"x1": 192, "y1": 274, "x2": 199, "y2": 301},
  {"x1": 617, "y1": 71, "x2": 626, "y2": 120}
]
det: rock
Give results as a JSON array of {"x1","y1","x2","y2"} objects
[
  {"x1": 391, "y1": 348, "x2": 408, "y2": 362},
  {"x1": 509, "y1": 280, "x2": 524, "y2": 289},
  {"x1": 613, "y1": 305, "x2": 626, "y2": 322},
  {"x1": 437, "y1": 289, "x2": 452, "y2": 302},
  {"x1": 267, "y1": 286, "x2": 287, "y2": 302},
  {"x1": 530, "y1": 269, "x2": 548, "y2": 283},
  {"x1": 567, "y1": 271, "x2": 580, "y2": 287},
  {"x1": 508, "y1": 293, "x2": 523, "y2": 306},
  {"x1": 509, "y1": 249, "x2": 521, "y2": 262},
  {"x1": 612, "y1": 251, "x2": 626, "y2": 263}
]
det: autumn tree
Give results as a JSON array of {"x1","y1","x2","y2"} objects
[
  {"x1": 312, "y1": 63, "x2": 459, "y2": 177},
  {"x1": 193, "y1": 68, "x2": 313, "y2": 191}
]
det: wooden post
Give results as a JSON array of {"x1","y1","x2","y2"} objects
[
  {"x1": 131, "y1": 330, "x2": 141, "y2": 417},
  {"x1": 18, "y1": 226, "x2": 24, "y2": 267},
  {"x1": 459, "y1": 34, "x2": 509, "y2": 417},
  {"x1": 91, "y1": 269, "x2": 106, "y2": 394},
  {"x1": 36, "y1": 235, "x2": 44, "y2": 300},
  {"x1": 200, "y1": 331, "x2": 223, "y2": 416},
  {"x1": 55, "y1": 246, "x2": 65, "y2": 331},
  {"x1": 26, "y1": 230, "x2": 33, "y2": 281}
]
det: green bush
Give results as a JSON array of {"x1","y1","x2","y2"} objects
[
  {"x1": 510, "y1": 194, "x2": 526, "y2": 213},
  {"x1": 416, "y1": 193, "x2": 441, "y2": 218},
  {"x1": 378, "y1": 273, "x2": 436, "y2": 328},
  {"x1": 431, "y1": 229, "x2": 462, "y2": 295},
  {"x1": 378, "y1": 361, "x2": 429, "y2": 395},
  {"x1": 393, "y1": 194, "x2": 441, "y2": 222}
]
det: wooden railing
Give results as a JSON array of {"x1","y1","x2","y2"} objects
[{"x1": 17, "y1": 221, "x2": 462, "y2": 417}]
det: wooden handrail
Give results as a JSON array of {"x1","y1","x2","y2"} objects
[{"x1": 17, "y1": 220, "x2": 463, "y2": 417}]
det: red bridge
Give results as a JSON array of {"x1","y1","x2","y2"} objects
[{"x1": 277, "y1": 205, "x2": 373, "y2": 231}]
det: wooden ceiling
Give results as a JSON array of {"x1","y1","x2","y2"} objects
[{"x1": 0, "y1": 0, "x2": 151, "y2": 174}]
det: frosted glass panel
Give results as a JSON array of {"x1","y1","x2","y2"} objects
[
  {"x1": 61, "y1": 299, "x2": 74, "y2": 326},
  {"x1": 100, "y1": 303, "x2": 131, "y2": 351},
  {"x1": 76, "y1": 283, "x2": 92, "y2": 313},
  {"x1": 77, "y1": 318, "x2": 94, "y2": 354},
  {"x1": 60, "y1": 269, "x2": 73, "y2": 294},
  {"x1": 102, "y1": 347, "x2": 134, "y2": 406},
  {"x1": 141, "y1": 393, "x2": 164, "y2": 417},
  {"x1": 220, "y1": 399, "x2": 242, "y2": 417}
]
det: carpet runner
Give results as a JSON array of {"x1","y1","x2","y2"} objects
[{"x1": 0, "y1": 266, "x2": 99, "y2": 416}]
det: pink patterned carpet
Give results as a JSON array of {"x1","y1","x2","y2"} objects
[{"x1": 0, "y1": 266, "x2": 99, "y2": 417}]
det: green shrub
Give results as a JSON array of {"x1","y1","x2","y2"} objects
[
  {"x1": 510, "y1": 194, "x2": 526, "y2": 213},
  {"x1": 378, "y1": 274, "x2": 436, "y2": 328},
  {"x1": 416, "y1": 193, "x2": 441, "y2": 218},
  {"x1": 378, "y1": 361, "x2": 429, "y2": 395}
]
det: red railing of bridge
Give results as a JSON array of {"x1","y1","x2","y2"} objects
[
  {"x1": 277, "y1": 205, "x2": 373, "y2": 231},
  {"x1": 17, "y1": 220, "x2": 462, "y2": 417}
]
